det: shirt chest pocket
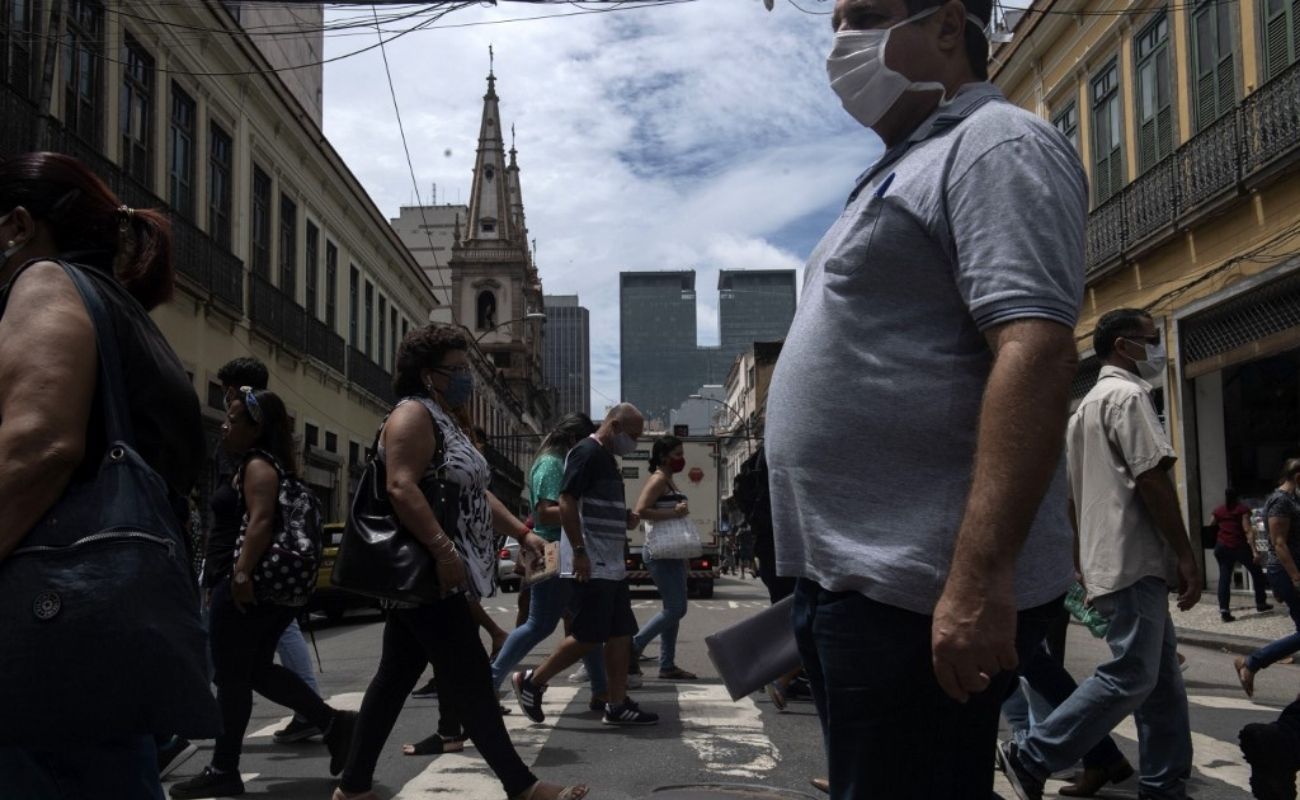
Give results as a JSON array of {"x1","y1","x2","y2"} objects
[{"x1": 821, "y1": 195, "x2": 932, "y2": 278}]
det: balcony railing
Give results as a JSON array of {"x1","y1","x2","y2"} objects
[
  {"x1": 250, "y1": 274, "x2": 307, "y2": 353},
  {"x1": 1085, "y1": 58, "x2": 1300, "y2": 278},
  {"x1": 306, "y1": 314, "x2": 346, "y2": 374},
  {"x1": 347, "y1": 347, "x2": 394, "y2": 405}
]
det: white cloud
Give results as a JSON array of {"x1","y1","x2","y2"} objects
[{"x1": 323, "y1": 0, "x2": 881, "y2": 414}]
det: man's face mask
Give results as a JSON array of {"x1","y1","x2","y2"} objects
[{"x1": 826, "y1": 6, "x2": 989, "y2": 130}]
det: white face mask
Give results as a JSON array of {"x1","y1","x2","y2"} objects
[
  {"x1": 608, "y1": 431, "x2": 638, "y2": 457},
  {"x1": 1124, "y1": 337, "x2": 1168, "y2": 381},
  {"x1": 826, "y1": 7, "x2": 987, "y2": 130}
]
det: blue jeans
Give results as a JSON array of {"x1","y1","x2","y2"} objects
[
  {"x1": 1016, "y1": 577, "x2": 1192, "y2": 800},
  {"x1": 633, "y1": 557, "x2": 689, "y2": 670},
  {"x1": 1246, "y1": 567, "x2": 1300, "y2": 672},
  {"x1": 277, "y1": 618, "x2": 321, "y2": 722},
  {"x1": 0, "y1": 737, "x2": 164, "y2": 799},
  {"x1": 792, "y1": 579, "x2": 1059, "y2": 800},
  {"x1": 489, "y1": 577, "x2": 607, "y2": 695},
  {"x1": 1017, "y1": 635, "x2": 1127, "y2": 770},
  {"x1": 1214, "y1": 543, "x2": 1269, "y2": 612}
]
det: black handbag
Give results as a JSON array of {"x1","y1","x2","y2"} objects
[
  {"x1": 332, "y1": 413, "x2": 461, "y2": 604},
  {"x1": 0, "y1": 262, "x2": 220, "y2": 746}
]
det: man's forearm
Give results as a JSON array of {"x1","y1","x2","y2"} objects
[
  {"x1": 559, "y1": 497, "x2": 584, "y2": 548},
  {"x1": 948, "y1": 332, "x2": 1075, "y2": 584},
  {"x1": 1136, "y1": 472, "x2": 1194, "y2": 559}
]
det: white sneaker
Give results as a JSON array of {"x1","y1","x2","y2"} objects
[{"x1": 568, "y1": 663, "x2": 590, "y2": 683}]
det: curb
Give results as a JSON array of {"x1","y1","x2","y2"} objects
[{"x1": 1175, "y1": 630, "x2": 1269, "y2": 656}]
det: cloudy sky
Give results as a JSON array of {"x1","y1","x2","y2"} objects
[{"x1": 322, "y1": 0, "x2": 883, "y2": 413}]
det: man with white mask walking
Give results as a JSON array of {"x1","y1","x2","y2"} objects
[
  {"x1": 999, "y1": 309, "x2": 1201, "y2": 800},
  {"x1": 764, "y1": 0, "x2": 1087, "y2": 797}
]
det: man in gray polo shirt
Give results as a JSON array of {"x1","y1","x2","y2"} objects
[{"x1": 764, "y1": 0, "x2": 1086, "y2": 796}]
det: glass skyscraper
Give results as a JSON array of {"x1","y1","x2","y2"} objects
[
  {"x1": 542, "y1": 295, "x2": 591, "y2": 419},
  {"x1": 620, "y1": 269, "x2": 796, "y2": 425}
]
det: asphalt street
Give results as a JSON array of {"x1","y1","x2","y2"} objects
[{"x1": 162, "y1": 577, "x2": 1293, "y2": 799}]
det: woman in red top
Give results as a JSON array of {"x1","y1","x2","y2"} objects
[{"x1": 1212, "y1": 489, "x2": 1273, "y2": 622}]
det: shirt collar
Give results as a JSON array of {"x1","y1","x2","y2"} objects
[
  {"x1": 1097, "y1": 364, "x2": 1154, "y2": 393},
  {"x1": 853, "y1": 82, "x2": 1007, "y2": 192}
]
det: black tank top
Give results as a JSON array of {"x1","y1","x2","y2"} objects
[{"x1": 1, "y1": 256, "x2": 205, "y2": 517}]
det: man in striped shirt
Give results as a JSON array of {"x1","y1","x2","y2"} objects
[{"x1": 512, "y1": 404, "x2": 659, "y2": 727}]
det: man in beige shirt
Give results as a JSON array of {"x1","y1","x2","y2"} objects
[{"x1": 999, "y1": 308, "x2": 1202, "y2": 800}]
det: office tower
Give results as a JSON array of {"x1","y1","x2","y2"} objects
[{"x1": 543, "y1": 295, "x2": 591, "y2": 419}]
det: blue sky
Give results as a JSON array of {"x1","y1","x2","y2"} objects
[{"x1": 323, "y1": 0, "x2": 884, "y2": 412}]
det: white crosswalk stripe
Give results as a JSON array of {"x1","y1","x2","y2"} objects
[
  {"x1": 394, "y1": 687, "x2": 580, "y2": 798},
  {"x1": 678, "y1": 682, "x2": 780, "y2": 779}
]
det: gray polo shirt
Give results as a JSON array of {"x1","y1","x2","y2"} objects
[{"x1": 766, "y1": 83, "x2": 1087, "y2": 615}]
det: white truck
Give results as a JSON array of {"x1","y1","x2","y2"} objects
[{"x1": 618, "y1": 435, "x2": 721, "y2": 598}]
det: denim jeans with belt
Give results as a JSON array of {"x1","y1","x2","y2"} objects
[
  {"x1": 489, "y1": 575, "x2": 608, "y2": 695},
  {"x1": 792, "y1": 578, "x2": 1060, "y2": 800},
  {"x1": 633, "y1": 556, "x2": 689, "y2": 670},
  {"x1": 1015, "y1": 576, "x2": 1192, "y2": 800},
  {"x1": 1246, "y1": 567, "x2": 1300, "y2": 672}
]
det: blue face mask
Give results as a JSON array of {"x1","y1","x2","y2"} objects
[{"x1": 439, "y1": 370, "x2": 474, "y2": 408}]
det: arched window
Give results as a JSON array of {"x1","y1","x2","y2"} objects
[{"x1": 476, "y1": 290, "x2": 497, "y2": 331}]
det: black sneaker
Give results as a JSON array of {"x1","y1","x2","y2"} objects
[
  {"x1": 272, "y1": 717, "x2": 323, "y2": 744},
  {"x1": 1241, "y1": 722, "x2": 1300, "y2": 800},
  {"x1": 1222, "y1": 611, "x2": 1237, "y2": 622},
  {"x1": 512, "y1": 669, "x2": 547, "y2": 723},
  {"x1": 1259, "y1": 603, "x2": 1277, "y2": 612},
  {"x1": 323, "y1": 710, "x2": 357, "y2": 777},
  {"x1": 168, "y1": 766, "x2": 244, "y2": 799},
  {"x1": 410, "y1": 677, "x2": 439, "y2": 698},
  {"x1": 603, "y1": 698, "x2": 659, "y2": 726},
  {"x1": 157, "y1": 735, "x2": 198, "y2": 778},
  {"x1": 995, "y1": 740, "x2": 1044, "y2": 800}
]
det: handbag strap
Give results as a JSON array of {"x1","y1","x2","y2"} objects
[
  {"x1": 373, "y1": 397, "x2": 447, "y2": 473},
  {"x1": 0, "y1": 259, "x2": 136, "y2": 447}
]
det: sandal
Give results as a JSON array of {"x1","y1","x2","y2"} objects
[
  {"x1": 402, "y1": 732, "x2": 467, "y2": 756},
  {"x1": 1235, "y1": 656, "x2": 1256, "y2": 698},
  {"x1": 512, "y1": 781, "x2": 590, "y2": 800},
  {"x1": 766, "y1": 681, "x2": 788, "y2": 712},
  {"x1": 658, "y1": 667, "x2": 697, "y2": 680}
]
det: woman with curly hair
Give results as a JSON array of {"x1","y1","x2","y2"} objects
[{"x1": 334, "y1": 324, "x2": 589, "y2": 800}]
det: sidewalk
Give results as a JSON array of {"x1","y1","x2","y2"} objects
[{"x1": 1172, "y1": 594, "x2": 1295, "y2": 655}]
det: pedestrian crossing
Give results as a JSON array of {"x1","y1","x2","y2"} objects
[{"x1": 165, "y1": 677, "x2": 1277, "y2": 799}]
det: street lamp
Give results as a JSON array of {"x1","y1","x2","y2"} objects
[{"x1": 474, "y1": 311, "x2": 546, "y2": 343}]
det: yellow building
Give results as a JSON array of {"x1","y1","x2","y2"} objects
[
  {"x1": 992, "y1": 1, "x2": 1300, "y2": 578},
  {"x1": 2, "y1": 1, "x2": 441, "y2": 521}
]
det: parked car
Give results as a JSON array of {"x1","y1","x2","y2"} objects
[
  {"x1": 306, "y1": 522, "x2": 386, "y2": 623},
  {"x1": 498, "y1": 540, "x2": 521, "y2": 593}
]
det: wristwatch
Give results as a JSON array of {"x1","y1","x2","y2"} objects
[{"x1": 234, "y1": 571, "x2": 250, "y2": 586}]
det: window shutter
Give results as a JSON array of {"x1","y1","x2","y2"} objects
[
  {"x1": 1266, "y1": 8, "x2": 1290, "y2": 81},
  {"x1": 1139, "y1": 119, "x2": 1157, "y2": 173},
  {"x1": 1110, "y1": 151, "x2": 1124, "y2": 199},
  {"x1": 1157, "y1": 106, "x2": 1174, "y2": 160},
  {"x1": 1196, "y1": 69, "x2": 1216, "y2": 131},
  {"x1": 1095, "y1": 153, "x2": 1111, "y2": 203},
  {"x1": 1217, "y1": 53, "x2": 1236, "y2": 120},
  {"x1": 1292, "y1": 0, "x2": 1300, "y2": 68}
]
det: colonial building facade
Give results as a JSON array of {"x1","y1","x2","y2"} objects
[
  {"x1": 992, "y1": 0, "x2": 1300, "y2": 589},
  {"x1": 1, "y1": 1, "x2": 440, "y2": 522}
]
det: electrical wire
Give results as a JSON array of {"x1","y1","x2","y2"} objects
[{"x1": 370, "y1": 4, "x2": 455, "y2": 310}]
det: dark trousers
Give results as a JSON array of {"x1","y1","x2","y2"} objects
[
  {"x1": 208, "y1": 583, "x2": 333, "y2": 772},
  {"x1": 1019, "y1": 606, "x2": 1126, "y2": 770},
  {"x1": 0, "y1": 737, "x2": 163, "y2": 800},
  {"x1": 339, "y1": 596, "x2": 536, "y2": 796},
  {"x1": 793, "y1": 579, "x2": 1060, "y2": 800},
  {"x1": 1214, "y1": 543, "x2": 1269, "y2": 611}
]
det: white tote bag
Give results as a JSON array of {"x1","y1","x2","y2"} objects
[{"x1": 645, "y1": 516, "x2": 703, "y2": 560}]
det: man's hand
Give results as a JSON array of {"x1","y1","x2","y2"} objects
[
  {"x1": 574, "y1": 551, "x2": 592, "y2": 582},
  {"x1": 931, "y1": 572, "x2": 1019, "y2": 703},
  {"x1": 1175, "y1": 553, "x2": 1202, "y2": 611},
  {"x1": 626, "y1": 510, "x2": 640, "y2": 530}
]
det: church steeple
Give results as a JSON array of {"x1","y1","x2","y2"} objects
[
  {"x1": 506, "y1": 125, "x2": 529, "y2": 249},
  {"x1": 464, "y1": 48, "x2": 514, "y2": 245}
]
